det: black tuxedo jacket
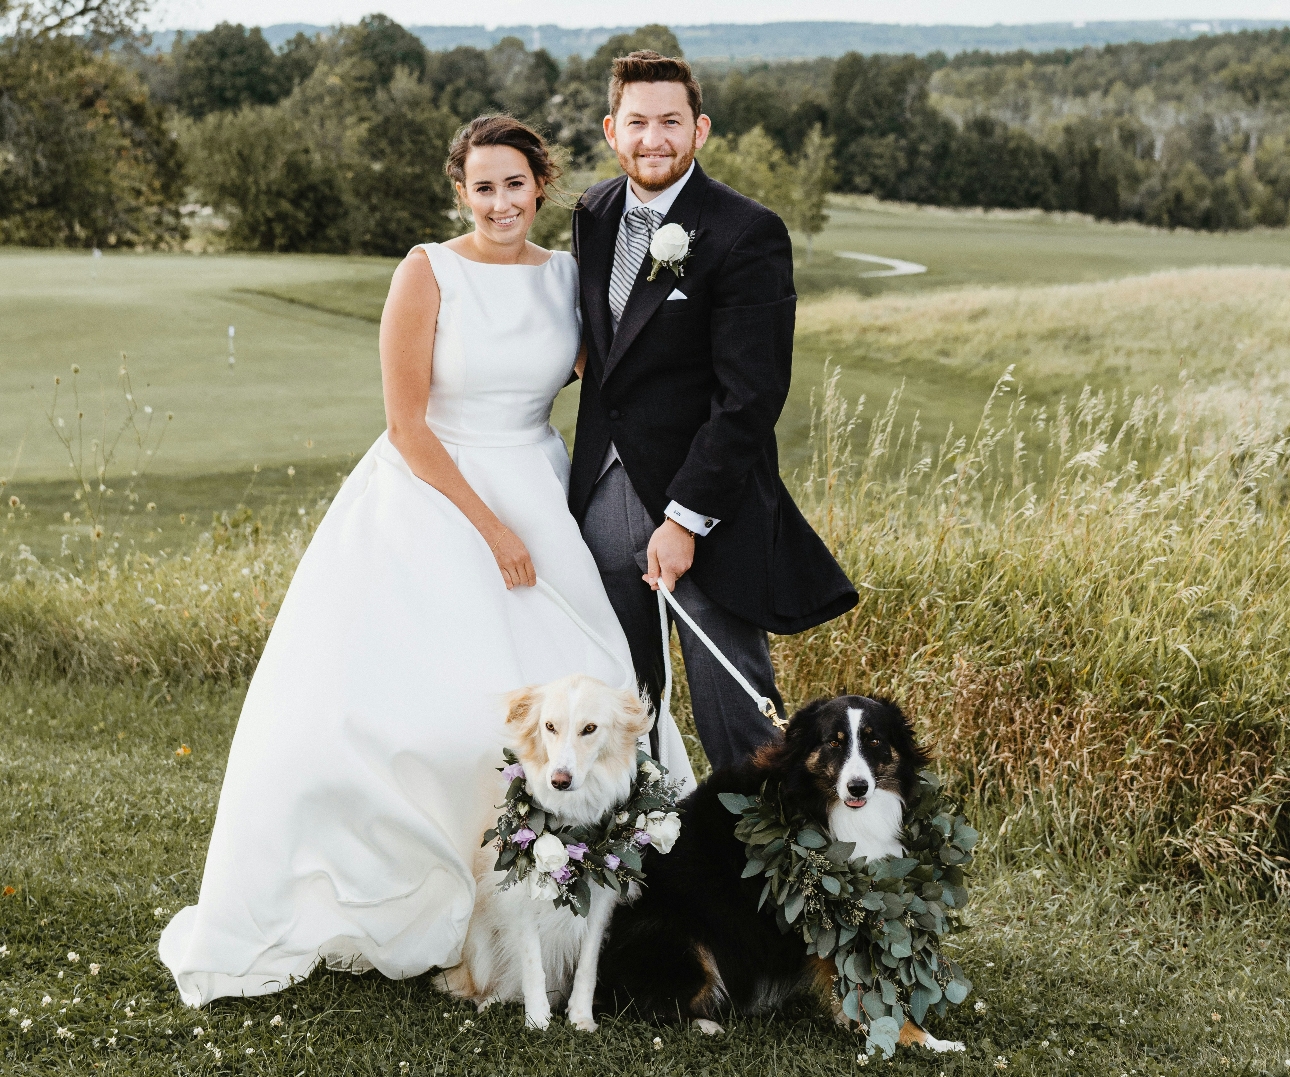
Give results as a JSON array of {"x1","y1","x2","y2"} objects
[{"x1": 568, "y1": 163, "x2": 857, "y2": 635}]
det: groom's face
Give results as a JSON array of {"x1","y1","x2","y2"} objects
[{"x1": 604, "y1": 81, "x2": 711, "y2": 193}]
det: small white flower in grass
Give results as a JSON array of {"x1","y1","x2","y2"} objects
[
  {"x1": 193, "y1": 1026, "x2": 204, "y2": 1037},
  {"x1": 474, "y1": 1047, "x2": 482, "y2": 1054},
  {"x1": 205, "y1": 1042, "x2": 222, "y2": 1060},
  {"x1": 1069, "y1": 1049, "x2": 1075, "y2": 1056},
  {"x1": 8, "y1": 1008, "x2": 17, "y2": 1016},
  {"x1": 107, "y1": 1035, "x2": 115, "y2": 1045},
  {"x1": 67, "y1": 951, "x2": 79, "y2": 963},
  {"x1": 0, "y1": 944, "x2": 8, "y2": 956},
  {"x1": 400, "y1": 1064, "x2": 409, "y2": 1073},
  {"x1": 243, "y1": 1018, "x2": 253, "y2": 1028},
  {"x1": 21, "y1": 1018, "x2": 32, "y2": 1031},
  {"x1": 856, "y1": 1053, "x2": 869, "y2": 1066},
  {"x1": 1041, "y1": 1040, "x2": 1049, "y2": 1047},
  {"x1": 89, "y1": 963, "x2": 100, "y2": 975},
  {"x1": 1211, "y1": 1012, "x2": 1222, "y2": 1022},
  {"x1": 270, "y1": 1014, "x2": 283, "y2": 1026},
  {"x1": 652, "y1": 1036, "x2": 663, "y2": 1050},
  {"x1": 58, "y1": 970, "x2": 64, "y2": 979},
  {"x1": 974, "y1": 1000, "x2": 987, "y2": 1012},
  {"x1": 41, "y1": 995, "x2": 52, "y2": 1007},
  {"x1": 153, "y1": 907, "x2": 168, "y2": 919},
  {"x1": 287, "y1": 467, "x2": 296, "y2": 477},
  {"x1": 994, "y1": 1056, "x2": 1008, "y2": 1070},
  {"x1": 73, "y1": 997, "x2": 81, "y2": 1005},
  {"x1": 246, "y1": 1048, "x2": 255, "y2": 1055},
  {"x1": 56, "y1": 1026, "x2": 73, "y2": 1040}
]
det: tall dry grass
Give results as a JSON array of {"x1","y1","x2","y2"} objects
[
  {"x1": 780, "y1": 366, "x2": 1290, "y2": 895},
  {"x1": 2, "y1": 369, "x2": 1287, "y2": 893}
]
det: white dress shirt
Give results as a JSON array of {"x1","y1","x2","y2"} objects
[{"x1": 599, "y1": 162, "x2": 718, "y2": 538}]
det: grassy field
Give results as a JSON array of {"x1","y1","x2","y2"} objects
[
  {"x1": 3, "y1": 679, "x2": 1289, "y2": 1076},
  {"x1": 4, "y1": 207, "x2": 1290, "y2": 1074}
]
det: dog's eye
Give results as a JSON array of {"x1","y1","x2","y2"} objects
[
  {"x1": 830, "y1": 735, "x2": 845, "y2": 748},
  {"x1": 866, "y1": 736, "x2": 882, "y2": 748},
  {"x1": 579, "y1": 723, "x2": 597, "y2": 736},
  {"x1": 544, "y1": 722, "x2": 556, "y2": 733}
]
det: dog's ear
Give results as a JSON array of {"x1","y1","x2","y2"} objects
[
  {"x1": 874, "y1": 696, "x2": 930, "y2": 796},
  {"x1": 784, "y1": 697, "x2": 831, "y2": 743},
  {"x1": 615, "y1": 686, "x2": 655, "y2": 740},
  {"x1": 504, "y1": 685, "x2": 545, "y2": 762}
]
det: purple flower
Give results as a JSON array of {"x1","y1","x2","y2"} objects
[
  {"x1": 502, "y1": 762, "x2": 525, "y2": 783},
  {"x1": 604, "y1": 854, "x2": 621, "y2": 872},
  {"x1": 551, "y1": 865, "x2": 573, "y2": 884},
  {"x1": 565, "y1": 843, "x2": 588, "y2": 862},
  {"x1": 513, "y1": 828, "x2": 536, "y2": 849},
  {"x1": 634, "y1": 830, "x2": 652, "y2": 846}
]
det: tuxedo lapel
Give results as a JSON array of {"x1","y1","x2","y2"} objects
[
  {"x1": 602, "y1": 163, "x2": 711, "y2": 383},
  {"x1": 578, "y1": 178, "x2": 627, "y2": 382}
]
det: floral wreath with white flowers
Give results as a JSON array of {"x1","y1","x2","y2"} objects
[
  {"x1": 646, "y1": 222, "x2": 696, "y2": 282},
  {"x1": 483, "y1": 748, "x2": 683, "y2": 916}
]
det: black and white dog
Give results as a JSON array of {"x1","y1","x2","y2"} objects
[{"x1": 595, "y1": 694, "x2": 963, "y2": 1052}]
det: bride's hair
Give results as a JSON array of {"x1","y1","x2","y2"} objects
[{"x1": 444, "y1": 116, "x2": 565, "y2": 212}]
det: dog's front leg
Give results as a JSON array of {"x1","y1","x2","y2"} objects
[
  {"x1": 566, "y1": 891, "x2": 615, "y2": 1032},
  {"x1": 519, "y1": 920, "x2": 551, "y2": 1030}
]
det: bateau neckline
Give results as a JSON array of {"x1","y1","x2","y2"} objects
[{"x1": 434, "y1": 242, "x2": 560, "y2": 268}]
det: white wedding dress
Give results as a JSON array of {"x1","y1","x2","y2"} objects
[{"x1": 160, "y1": 243, "x2": 696, "y2": 1008}]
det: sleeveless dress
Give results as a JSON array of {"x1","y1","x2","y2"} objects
[{"x1": 159, "y1": 243, "x2": 696, "y2": 1008}]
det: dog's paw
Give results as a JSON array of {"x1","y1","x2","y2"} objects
[
  {"x1": 693, "y1": 1019, "x2": 725, "y2": 1036},
  {"x1": 921, "y1": 1034, "x2": 966, "y2": 1053},
  {"x1": 524, "y1": 1007, "x2": 552, "y2": 1031},
  {"x1": 568, "y1": 1010, "x2": 598, "y2": 1033}
]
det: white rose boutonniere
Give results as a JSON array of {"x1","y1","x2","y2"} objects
[
  {"x1": 647, "y1": 223, "x2": 695, "y2": 282},
  {"x1": 643, "y1": 811, "x2": 682, "y2": 854}
]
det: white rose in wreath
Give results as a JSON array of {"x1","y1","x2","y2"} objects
[
  {"x1": 532, "y1": 832, "x2": 570, "y2": 873},
  {"x1": 649, "y1": 223, "x2": 690, "y2": 264},
  {"x1": 525, "y1": 871, "x2": 560, "y2": 901},
  {"x1": 643, "y1": 811, "x2": 682, "y2": 854}
]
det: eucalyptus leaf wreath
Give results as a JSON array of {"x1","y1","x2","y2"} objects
[
  {"x1": 719, "y1": 770, "x2": 977, "y2": 1058},
  {"x1": 483, "y1": 748, "x2": 682, "y2": 917}
]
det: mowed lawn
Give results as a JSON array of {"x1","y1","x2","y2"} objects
[{"x1": 4, "y1": 204, "x2": 1290, "y2": 551}]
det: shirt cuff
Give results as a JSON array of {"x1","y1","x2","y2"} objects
[{"x1": 665, "y1": 501, "x2": 718, "y2": 537}]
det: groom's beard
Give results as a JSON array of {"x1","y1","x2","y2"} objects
[{"x1": 618, "y1": 140, "x2": 696, "y2": 193}]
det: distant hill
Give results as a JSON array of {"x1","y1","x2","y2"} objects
[{"x1": 146, "y1": 20, "x2": 1290, "y2": 61}]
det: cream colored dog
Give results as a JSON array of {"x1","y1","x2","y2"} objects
[{"x1": 440, "y1": 673, "x2": 652, "y2": 1031}]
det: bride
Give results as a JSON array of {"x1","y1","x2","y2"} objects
[{"x1": 160, "y1": 115, "x2": 695, "y2": 1007}]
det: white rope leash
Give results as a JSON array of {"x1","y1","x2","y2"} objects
[{"x1": 656, "y1": 585, "x2": 785, "y2": 731}]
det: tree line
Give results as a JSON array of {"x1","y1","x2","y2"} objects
[{"x1": 2, "y1": 16, "x2": 1289, "y2": 251}]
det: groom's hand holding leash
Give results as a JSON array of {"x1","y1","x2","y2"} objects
[{"x1": 645, "y1": 518, "x2": 695, "y2": 593}]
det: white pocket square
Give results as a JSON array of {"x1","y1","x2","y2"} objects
[{"x1": 666, "y1": 289, "x2": 687, "y2": 300}]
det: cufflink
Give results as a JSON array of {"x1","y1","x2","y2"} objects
[{"x1": 704, "y1": 518, "x2": 713, "y2": 528}]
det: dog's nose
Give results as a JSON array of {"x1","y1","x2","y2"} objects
[
  {"x1": 550, "y1": 769, "x2": 573, "y2": 791},
  {"x1": 847, "y1": 778, "x2": 869, "y2": 798}
]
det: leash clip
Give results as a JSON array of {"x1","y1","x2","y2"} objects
[{"x1": 761, "y1": 698, "x2": 787, "y2": 732}]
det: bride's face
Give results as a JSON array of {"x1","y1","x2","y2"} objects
[{"x1": 457, "y1": 145, "x2": 543, "y2": 247}]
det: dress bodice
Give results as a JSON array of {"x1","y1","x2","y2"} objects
[{"x1": 419, "y1": 243, "x2": 580, "y2": 447}]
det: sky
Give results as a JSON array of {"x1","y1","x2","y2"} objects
[{"x1": 152, "y1": 0, "x2": 1290, "y2": 31}]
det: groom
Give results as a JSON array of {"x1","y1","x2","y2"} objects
[{"x1": 571, "y1": 50, "x2": 857, "y2": 773}]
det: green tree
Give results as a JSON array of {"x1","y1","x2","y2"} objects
[
  {"x1": 352, "y1": 70, "x2": 459, "y2": 256},
  {"x1": 175, "y1": 23, "x2": 285, "y2": 119},
  {"x1": 699, "y1": 126, "x2": 796, "y2": 219},
  {"x1": 787, "y1": 124, "x2": 835, "y2": 256},
  {"x1": 488, "y1": 37, "x2": 558, "y2": 125},
  {"x1": 276, "y1": 32, "x2": 322, "y2": 94},
  {"x1": 425, "y1": 46, "x2": 497, "y2": 121},
  {"x1": 3, "y1": 0, "x2": 148, "y2": 38},
  {"x1": 0, "y1": 35, "x2": 184, "y2": 248},
  {"x1": 183, "y1": 106, "x2": 347, "y2": 252},
  {"x1": 345, "y1": 14, "x2": 427, "y2": 90},
  {"x1": 585, "y1": 24, "x2": 684, "y2": 87}
]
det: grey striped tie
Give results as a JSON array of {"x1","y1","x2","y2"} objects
[{"x1": 608, "y1": 205, "x2": 661, "y2": 329}]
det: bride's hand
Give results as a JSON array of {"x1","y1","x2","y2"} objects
[{"x1": 488, "y1": 526, "x2": 536, "y2": 589}]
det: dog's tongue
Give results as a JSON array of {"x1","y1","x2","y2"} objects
[{"x1": 846, "y1": 797, "x2": 867, "y2": 809}]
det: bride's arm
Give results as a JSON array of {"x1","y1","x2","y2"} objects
[{"x1": 379, "y1": 251, "x2": 536, "y2": 590}]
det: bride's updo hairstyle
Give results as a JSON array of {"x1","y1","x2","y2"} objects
[{"x1": 445, "y1": 116, "x2": 563, "y2": 211}]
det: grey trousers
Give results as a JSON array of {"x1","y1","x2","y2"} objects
[{"x1": 581, "y1": 461, "x2": 784, "y2": 774}]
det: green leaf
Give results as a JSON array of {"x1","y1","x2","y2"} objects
[
  {"x1": 815, "y1": 925, "x2": 837, "y2": 956},
  {"x1": 861, "y1": 989, "x2": 886, "y2": 1020},
  {"x1": 867, "y1": 1016, "x2": 901, "y2": 1060},
  {"x1": 944, "y1": 978, "x2": 970, "y2": 1005},
  {"x1": 879, "y1": 977, "x2": 898, "y2": 1005},
  {"x1": 796, "y1": 828, "x2": 828, "y2": 848},
  {"x1": 820, "y1": 874, "x2": 842, "y2": 895},
  {"x1": 527, "y1": 808, "x2": 546, "y2": 835},
  {"x1": 824, "y1": 840, "x2": 856, "y2": 864},
  {"x1": 758, "y1": 878, "x2": 772, "y2": 911},
  {"x1": 842, "y1": 988, "x2": 860, "y2": 1022},
  {"x1": 718, "y1": 792, "x2": 752, "y2": 815},
  {"x1": 784, "y1": 890, "x2": 805, "y2": 923},
  {"x1": 887, "y1": 857, "x2": 919, "y2": 878},
  {"x1": 741, "y1": 859, "x2": 766, "y2": 879},
  {"x1": 909, "y1": 985, "x2": 933, "y2": 1026},
  {"x1": 861, "y1": 892, "x2": 886, "y2": 911}
]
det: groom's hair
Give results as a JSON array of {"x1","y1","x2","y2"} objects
[{"x1": 609, "y1": 50, "x2": 702, "y2": 121}]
